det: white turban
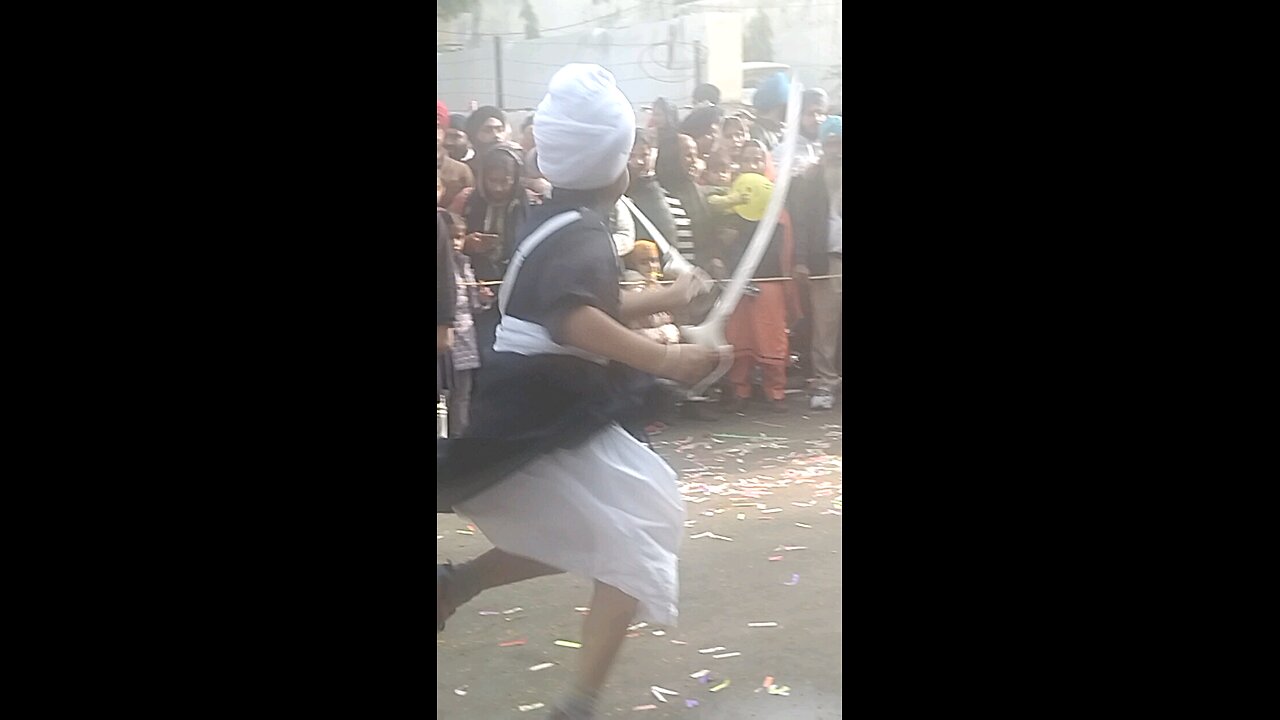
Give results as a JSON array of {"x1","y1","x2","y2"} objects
[{"x1": 534, "y1": 64, "x2": 636, "y2": 191}]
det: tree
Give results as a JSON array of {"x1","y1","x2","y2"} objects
[
  {"x1": 520, "y1": 0, "x2": 541, "y2": 38},
  {"x1": 744, "y1": 11, "x2": 773, "y2": 62},
  {"x1": 438, "y1": 1, "x2": 539, "y2": 41},
  {"x1": 437, "y1": 0, "x2": 478, "y2": 21}
]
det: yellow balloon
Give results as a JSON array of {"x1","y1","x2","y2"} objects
[{"x1": 731, "y1": 172, "x2": 774, "y2": 221}]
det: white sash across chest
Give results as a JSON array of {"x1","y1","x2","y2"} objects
[{"x1": 492, "y1": 211, "x2": 608, "y2": 365}]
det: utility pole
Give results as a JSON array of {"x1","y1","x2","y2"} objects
[
  {"x1": 494, "y1": 36, "x2": 504, "y2": 108},
  {"x1": 694, "y1": 42, "x2": 704, "y2": 91}
]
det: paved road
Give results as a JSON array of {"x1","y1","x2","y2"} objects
[{"x1": 437, "y1": 397, "x2": 843, "y2": 718}]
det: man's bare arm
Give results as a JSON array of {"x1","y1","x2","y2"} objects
[
  {"x1": 617, "y1": 270, "x2": 712, "y2": 324},
  {"x1": 559, "y1": 305, "x2": 725, "y2": 384},
  {"x1": 618, "y1": 287, "x2": 677, "y2": 324}
]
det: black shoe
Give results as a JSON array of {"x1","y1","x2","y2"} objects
[
  {"x1": 769, "y1": 399, "x2": 789, "y2": 413},
  {"x1": 437, "y1": 563, "x2": 457, "y2": 633},
  {"x1": 722, "y1": 396, "x2": 748, "y2": 414},
  {"x1": 680, "y1": 401, "x2": 719, "y2": 421}
]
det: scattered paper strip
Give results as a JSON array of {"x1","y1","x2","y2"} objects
[
  {"x1": 710, "y1": 679, "x2": 731, "y2": 692},
  {"x1": 499, "y1": 639, "x2": 527, "y2": 647},
  {"x1": 518, "y1": 703, "x2": 545, "y2": 712},
  {"x1": 529, "y1": 662, "x2": 555, "y2": 671},
  {"x1": 690, "y1": 669, "x2": 710, "y2": 679},
  {"x1": 714, "y1": 652, "x2": 741, "y2": 658},
  {"x1": 554, "y1": 640, "x2": 582, "y2": 649},
  {"x1": 699, "y1": 646, "x2": 726, "y2": 654},
  {"x1": 748, "y1": 622, "x2": 778, "y2": 627},
  {"x1": 454, "y1": 686, "x2": 468, "y2": 696}
]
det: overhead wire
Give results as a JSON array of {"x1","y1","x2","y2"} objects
[{"x1": 435, "y1": 5, "x2": 644, "y2": 37}]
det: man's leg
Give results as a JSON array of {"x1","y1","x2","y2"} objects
[
  {"x1": 727, "y1": 355, "x2": 753, "y2": 400},
  {"x1": 551, "y1": 581, "x2": 640, "y2": 719},
  {"x1": 810, "y1": 256, "x2": 842, "y2": 409},
  {"x1": 723, "y1": 354, "x2": 753, "y2": 414},
  {"x1": 438, "y1": 549, "x2": 564, "y2": 630},
  {"x1": 448, "y1": 369, "x2": 472, "y2": 437},
  {"x1": 762, "y1": 362, "x2": 788, "y2": 402}
]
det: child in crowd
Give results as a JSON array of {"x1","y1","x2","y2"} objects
[
  {"x1": 696, "y1": 153, "x2": 749, "y2": 281},
  {"x1": 700, "y1": 152, "x2": 733, "y2": 188},
  {"x1": 721, "y1": 166, "x2": 797, "y2": 414},
  {"x1": 619, "y1": 239, "x2": 682, "y2": 434},
  {"x1": 720, "y1": 115, "x2": 749, "y2": 162},
  {"x1": 703, "y1": 154, "x2": 750, "y2": 216},
  {"x1": 445, "y1": 212, "x2": 489, "y2": 436},
  {"x1": 621, "y1": 240, "x2": 681, "y2": 345}
]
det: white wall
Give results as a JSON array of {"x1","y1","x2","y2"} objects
[
  {"x1": 437, "y1": 1, "x2": 675, "y2": 50},
  {"x1": 437, "y1": 1, "x2": 841, "y2": 114},
  {"x1": 438, "y1": 14, "x2": 736, "y2": 118},
  {"x1": 678, "y1": 0, "x2": 842, "y2": 104}
]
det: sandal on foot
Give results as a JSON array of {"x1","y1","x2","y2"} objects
[{"x1": 547, "y1": 692, "x2": 598, "y2": 720}]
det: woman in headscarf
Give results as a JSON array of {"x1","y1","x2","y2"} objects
[
  {"x1": 624, "y1": 130, "x2": 677, "y2": 254},
  {"x1": 656, "y1": 128, "x2": 713, "y2": 271},
  {"x1": 649, "y1": 97, "x2": 680, "y2": 143},
  {"x1": 679, "y1": 105, "x2": 724, "y2": 161},
  {"x1": 450, "y1": 144, "x2": 532, "y2": 363}
]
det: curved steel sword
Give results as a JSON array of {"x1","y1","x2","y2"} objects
[
  {"x1": 618, "y1": 194, "x2": 695, "y2": 277},
  {"x1": 619, "y1": 77, "x2": 804, "y2": 398},
  {"x1": 683, "y1": 75, "x2": 804, "y2": 397}
]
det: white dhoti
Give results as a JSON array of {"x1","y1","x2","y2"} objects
[{"x1": 457, "y1": 423, "x2": 685, "y2": 625}]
